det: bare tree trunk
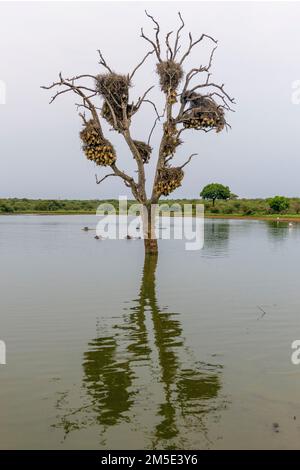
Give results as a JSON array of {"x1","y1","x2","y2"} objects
[{"x1": 143, "y1": 203, "x2": 158, "y2": 255}]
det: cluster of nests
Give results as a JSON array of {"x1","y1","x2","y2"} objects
[
  {"x1": 156, "y1": 60, "x2": 183, "y2": 103},
  {"x1": 156, "y1": 167, "x2": 184, "y2": 196},
  {"x1": 79, "y1": 120, "x2": 116, "y2": 166},
  {"x1": 149, "y1": 65, "x2": 185, "y2": 196},
  {"x1": 156, "y1": 61, "x2": 226, "y2": 133},
  {"x1": 95, "y1": 73, "x2": 134, "y2": 130},
  {"x1": 162, "y1": 121, "x2": 182, "y2": 158},
  {"x1": 181, "y1": 93, "x2": 226, "y2": 133}
]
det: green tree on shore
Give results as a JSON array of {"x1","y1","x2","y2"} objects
[{"x1": 200, "y1": 183, "x2": 231, "y2": 206}]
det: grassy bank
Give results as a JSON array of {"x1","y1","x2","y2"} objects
[{"x1": 1, "y1": 197, "x2": 300, "y2": 221}]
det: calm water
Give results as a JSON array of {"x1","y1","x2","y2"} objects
[{"x1": 0, "y1": 215, "x2": 300, "y2": 449}]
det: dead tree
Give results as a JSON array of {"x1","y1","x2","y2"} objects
[{"x1": 42, "y1": 11, "x2": 234, "y2": 255}]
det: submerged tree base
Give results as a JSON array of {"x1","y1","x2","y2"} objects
[{"x1": 144, "y1": 238, "x2": 158, "y2": 255}]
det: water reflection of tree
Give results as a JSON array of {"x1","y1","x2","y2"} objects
[{"x1": 53, "y1": 255, "x2": 225, "y2": 448}]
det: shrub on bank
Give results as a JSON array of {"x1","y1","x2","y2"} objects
[
  {"x1": 267, "y1": 196, "x2": 290, "y2": 214},
  {"x1": 0, "y1": 203, "x2": 14, "y2": 213}
]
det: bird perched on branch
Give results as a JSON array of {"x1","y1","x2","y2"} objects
[{"x1": 180, "y1": 90, "x2": 205, "y2": 112}]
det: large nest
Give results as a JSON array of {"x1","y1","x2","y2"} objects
[
  {"x1": 96, "y1": 73, "x2": 131, "y2": 128},
  {"x1": 96, "y1": 73, "x2": 131, "y2": 103},
  {"x1": 79, "y1": 120, "x2": 116, "y2": 166},
  {"x1": 181, "y1": 93, "x2": 225, "y2": 133},
  {"x1": 162, "y1": 122, "x2": 182, "y2": 158},
  {"x1": 101, "y1": 100, "x2": 134, "y2": 129},
  {"x1": 133, "y1": 140, "x2": 152, "y2": 164},
  {"x1": 156, "y1": 60, "x2": 183, "y2": 95},
  {"x1": 156, "y1": 167, "x2": 184, "y2": 196}
]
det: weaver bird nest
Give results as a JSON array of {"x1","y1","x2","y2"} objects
[
  {"x1": 181, "y1": 93, "x2": 225, "y2": 133},
  {"x1": 162, "y1": 122, "x2": 182, "y2": 158},
  {"x1": 156, "y1": 60, "x2": 183, "y2": 95},
  {"x1": 80, "y1": 120, "x2": 116, "y2": 166},
  {"x1": 96, "y1": 73, "x2": 131, "y2": 128},
  {"x1": 156, "y1": 167, "x2": 184, "y2": 196},
  {"x1": 133, "y1": 140, "x2": 152, "y2": 164}
]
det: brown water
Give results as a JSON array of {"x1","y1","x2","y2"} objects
[{"x1": 0, "y1": 215, "x2": 300, "y2": 449}]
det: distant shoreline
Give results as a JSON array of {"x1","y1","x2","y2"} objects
[
  {"x1": 1, "y1": 212, "x2": 300, "y2": 223},
  {"x1": 2, "y1": 197, "x2": 300, "y2": 222},
  {"x1": 205, "y1": 214, "x2": 300, "y2": 222}
]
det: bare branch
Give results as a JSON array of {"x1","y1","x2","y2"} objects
[
  {"x1": 111, "y1": 162, "x2": 140, "y2": 200},
  {"x1": 41, "y1": 72, "x2": 103, "y2": 132},
  {"x1": 145, "y1": 10, "x2": 161, "y2": 56},
  {"x1": 177, "y1": 127, "x2": 185, "y2": 139},
  {"x1": 179, "y1": 153, "x2": 198, "y2": 169},
  {"x1": 147, "y1": 100, "x2": 166, "y2": 145},
  {"x1": 140, "y1": 28, "x2": 161, "y2": 61},
  {"x1": 63, "y1": 74, "x2": 97, "y2": 82},
  {"x1": 165, "y1": 31, "x2": 173, "y2": 60},
  {"x1": 207, "y1": 45, "x2": 218, "y2": 71},
  {"x1": 179, "y1": 45, "x2": 217, "y2": 88},
  {"x1": 103, "y1": 98, "x2": 119, "y2": 129},
  {"x1": 176, "y1": 126, "x2": 214, "y2": 139},
  {"x1": 43, "y1": 87, "x2": 74, "y2": 104},
  {"x1": 71, "y1": 85, "x2": 97, "y2": 94},
  {"x1": 147, "y1": 116, "x2": 160, "y2": 146},
  {"x1": 134, "y1": 86, "x2": 155, "y2": 112},
  {"x1": 75, "y1": 102, "x2": 100, "y2": 113},
  {"x1": 140, "y1": 99, "x2": 160, "y2": 119},
  {"x1": 140, "y1": 10, "x2": 162, "y2": 62},
  {"x1": 178, "y1": 44, "x2": 217, "y2": 97},
  {"x1": 173, "y1": 12, "x2": 185, "y2": 59},
  {"x1": 97, "y1": 50, "x2": 113, "y2": 73},
  {"x1": 78, "y1": 112, "x2": 87, "y2": 124},
  {"x1": 175, "y1": 45, "x2": 181, "y2": 56},
  {"x1": 208, "y1": 92, "x2": 235, "y2": 112},
  {"x1": 180, "y1": 33, "x2": 218, "y2": 65},
  {"x1": 121, "y1": 101, "x2": 128, "y2": 126},
  {"x1": 191, "y1": 81, "x2": 235, "y2": 105},
  {"x1": 129, "y1": 50, "x2": 154, "y2": 80},
  {"x1": 122, "y1": 130, "x2": 147, "y2": 202},
  {"x1": 95, "y1": 173, "x2": 116, "y2": 185},
  {"x1": 75, "y1": 92, "x2": 100, "y2": 112}
]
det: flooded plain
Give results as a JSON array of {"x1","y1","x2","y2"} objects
[{"x1": 0, "y1": 215, "x2": 300, "y2": 449}]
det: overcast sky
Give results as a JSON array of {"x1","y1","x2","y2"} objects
[{"x1": 1, "y1": 1, "x2": 300, "y2": 199}]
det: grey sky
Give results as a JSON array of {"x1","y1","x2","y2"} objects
[{"x1": 1, "y1": 1, "x2": 300, "y2": 199}]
